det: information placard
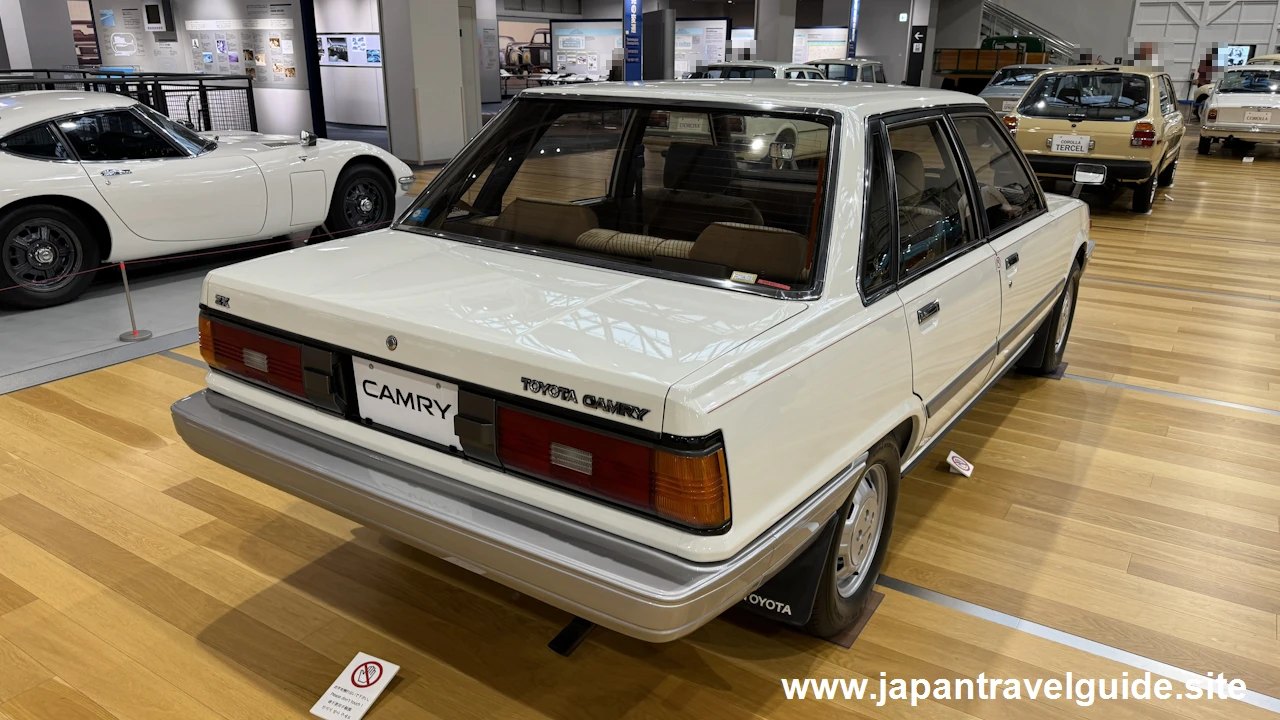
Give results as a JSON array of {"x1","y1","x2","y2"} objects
[
  {"x1": 674, "y1": 18, "x2": 728, "y2": 75},
  {"x1": 550, "y1": 20, "x2": 623, "y2": 79},
  {"x1": 792, "y1": 27, "x2": 847, "y2": 63}
]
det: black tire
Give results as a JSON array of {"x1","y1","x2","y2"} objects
[
  {"x1": 804, "y1": 438, "x2": 900, "y2": 639},
  {"x1": 1197, "y1": 135, "x2": 1212, "y2": 155},
  {"x1": 1019, "y1": 260, "x2": 1081, "y2": 375},
  {"x1": 1157, "y1": 155, "x2": 1177, "y2": 187},
  {"x1": 1131, "y1": 175, "x2": 1156, "y2": 213},
  {"x1": 0, "y1": 204, "x2": 100, "y2": 310},
  {"x1": 325, "y1": 163, "x2": 395, "y2": 238}
]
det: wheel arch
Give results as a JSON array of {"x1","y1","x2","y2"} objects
[
  {"x1": 0, "y1": 195, "x2": 112, "y2": 261},
  {"x1": 340, "y1": 154, "x2": 396, "y2": 186}
]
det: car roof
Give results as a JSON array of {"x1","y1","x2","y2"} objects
[
  {"x1": 997, "y1": 64, "x2": 1054, "y2": 71},
  {"x1": 0, "y1": 90, "x2": 135, "y2": 135},
  {"x1": 1038, "y1": 65, "x2": 1167, "y2": 77},
  {"x1": 520, "y1": 79, "x2": 985, "y2": 116},
  {"x1": 1227, "y1": 63, "x2": 1280, "y2": 70},
  {"x1": 1248, "y1": 54, "x2": 1280, "y2": 63},
  {"x1": 806, "y1": 58, "x2": 878, "y2": 66}
]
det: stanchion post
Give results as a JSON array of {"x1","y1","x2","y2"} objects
[{"x1": 118, "y1": 262, "x2": 153, "y2": 343}]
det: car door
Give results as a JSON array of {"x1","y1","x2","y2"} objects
[
  {"x1": 949, "y1": 112, "x2": 1064, "y2": 369},
  {"x1": 1158, "y1": 75, "x2": 1185, "y2": 160},
  {"x1": 61, "y1": 108, "x2": 268, "y2": 242},
  {"x1": 886, "y1": 115, "x2": 1002, "y2": 436}
]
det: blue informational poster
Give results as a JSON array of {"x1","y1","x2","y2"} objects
[
  {"x1": 846, "y1": 0, "x2": 860, "y2": 58},
  {"x1": 624, "y1": 0, "x2": 642, "y2": 81}
]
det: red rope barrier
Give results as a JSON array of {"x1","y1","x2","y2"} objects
[{"x1": 0, "y1": 220, "x2": 396, "y2": 294}]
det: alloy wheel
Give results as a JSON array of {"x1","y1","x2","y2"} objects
[
  {"x1": 1054, "y1": 282, "x2": 1074, "y2": 354},
  {"x1": 343, "y1": 179, "x2": 386, "y2": 229},
  {"x1": 2, "y1": 219, "x2": 82, "y2": 292}
]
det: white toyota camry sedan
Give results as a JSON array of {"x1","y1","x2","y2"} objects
[
  {"x1": 173, "y1": 81, "x2": 1093, "y2": 642},
  {"x1": 0, "y1": 91, "x2": 414, "y2": 308}
]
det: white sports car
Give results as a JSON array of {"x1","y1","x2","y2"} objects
[{"x1": 0, "y1": 91, "x2": 415, "y2": 308}]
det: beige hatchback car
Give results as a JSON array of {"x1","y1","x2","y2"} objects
[{"x1": 1003, "y1": 66, "x2": 1185, "y2": 212}]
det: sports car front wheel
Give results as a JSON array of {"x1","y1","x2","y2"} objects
[
  {"x1": 326, "y1": 163, "x2": 395, "y2": 238},
  {"x1": 0, "y1": 205, "x2": 100, "y2": 310}
]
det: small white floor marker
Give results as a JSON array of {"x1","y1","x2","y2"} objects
[
  {"x1": 946, "y1": 450, "x2": 973, "y2": 477},
  {"x1": 311, "y1": 652, "x2": 400, "y2": 719}
]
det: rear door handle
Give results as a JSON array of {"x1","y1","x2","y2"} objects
[
  {"x1": 1005, "y1": 252, "x2": 1020, "y2": 269},
  {"x1": 917, "y1": 300, "x2": 940, "y2": 324}
]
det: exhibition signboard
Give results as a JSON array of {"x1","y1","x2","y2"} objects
[
  {"x1": 550, "y1": 20, "x2": 624, "y2": 80},
  {"x1": 624, "y1": 0, "x2": 642, "y2": 81},
  {"x1": 792, "y1": 27, "x2": 847, "y2": 63},
  {"x1": 673, "y1": 19, "x2": 728, "y2": 76}
]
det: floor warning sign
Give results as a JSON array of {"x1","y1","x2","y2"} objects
[{"x1": 311, "y1": 652, "x2": 400, "y2": 720}]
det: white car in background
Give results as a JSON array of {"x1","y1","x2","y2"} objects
[
  {"x1": 688, "y1": 60, "x2": 825, "y2": 80},
  {"x1": 805, "y1": 57, "x2": 887, "y2": 83},
  {"x1": 1199, "y1": 65, "x2": 1280, "y2": 154},
  {"x1": 0, "y1": 91, "x2": 414, "y2": 308},
  {"x1": 173, "y1": 81, "x2": 1093, "y2": 643},
  {"x1": 978, "y1": 63, "x2": 1051, "y2": 113},
  {"x1": 1193, "y1": 53, "x2": 1280, "y2": 107}
]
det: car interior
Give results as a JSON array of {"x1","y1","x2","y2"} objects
[{"x1": 428, "y1": 104, "x2": 831, "y2": 290}]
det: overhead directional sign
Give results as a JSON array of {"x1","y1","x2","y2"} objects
[{"x1": 905, "y1": 24, "x2": 927, "y2": 85}]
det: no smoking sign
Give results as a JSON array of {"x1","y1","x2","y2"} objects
[{"x1": 312, "y1": 652, "x2": 399, "y2": 720}]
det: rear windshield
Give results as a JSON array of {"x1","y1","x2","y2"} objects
[
  {"x1": 1218, "y1": 69, "x2": 1280, "y2": 93},
  {"x1": 988, "y1": 67, "x2": 1041, "y2": 88},
  {"x1": 400, "y1": 98, "x2": 834, "y2": 293},
  {"x1": 1018, "y1": 72, "x2": 1150, "y2": 121},
  {"x1": 691, "y1": 66, "x2": 776, "y2": 79}
]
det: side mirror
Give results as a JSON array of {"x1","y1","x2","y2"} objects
[
  {"x1": 300, "y1": 130, "x2": 318, "y2": 147},
  {"x1": 1072, "y1": 163, "x2": 1106, "y2": 185},
  {"x1": 179, "y1": 119, "x2": 195, "y2": 130}
]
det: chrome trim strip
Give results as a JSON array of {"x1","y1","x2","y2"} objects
[
  {"x1": 925, "y1": 343, "x2": 998, "y2": 418},
  {"x1": 878, "y1": 576, "x2": 1280, "y2": 713},
  {"x1": 171, "y1": 389, "x2": 864, "y2": 642}
]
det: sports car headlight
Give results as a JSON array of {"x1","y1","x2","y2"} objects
[{"x1": 398, "y1": 176, "x2": 416, "y2": 191}]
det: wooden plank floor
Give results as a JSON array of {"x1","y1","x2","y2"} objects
[{"x1": 1, "y1": 131, "x2": 1278, "y2": 718}]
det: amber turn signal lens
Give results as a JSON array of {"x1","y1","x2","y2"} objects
[
  {"x1": 198, "y1": 315, "x2": 217, "y2": 368},
  {"x1": 1002, "y1": 115, "x2": 1018, "y2": 134},
  {"x1": 652, "y1": 449, "x2": 730, "y2": 529}
]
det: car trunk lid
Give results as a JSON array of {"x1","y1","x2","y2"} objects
[
  {"x1": 202, "y1": 229, "x2": 805, "y2": 435},
  {"x1": 1210, "y1": 94, "x2": 1280, "y2": 125}
]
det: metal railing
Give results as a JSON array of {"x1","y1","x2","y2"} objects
[
  {"x1": 979, "y1": 2, "x2": 1079, "y2": 63},
  {"x1": 0, "y1": 69, "x2": 256, "y2": 132}
]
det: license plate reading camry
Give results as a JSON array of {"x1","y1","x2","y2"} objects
[
  {"x1": 1244, "y1": 110, "x2": 1273, "y2": 123},
  {"x1": 1051, "y1": 134, "x2": 1090, "y2": 154},
  {"x1": 354, "y1": 360, "x2": 461, "y2": 449}
]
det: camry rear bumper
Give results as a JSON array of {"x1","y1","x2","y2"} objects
[{"x1": 171, "y1": 389, "x2": 860, "y2": 642}]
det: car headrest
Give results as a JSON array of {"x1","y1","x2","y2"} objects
[
  {"x1": 663, "y1": 142, "x2": 736, "y2": 194},
  {"x1": 494, "y1": 197, "x2": 598, "y2": 247},
  {"x1": 893, "y1": 150, "x2": 926, "y2": 202},
  {"x1": 690, "y1": 222, "x2": 809, "y2": 284}
]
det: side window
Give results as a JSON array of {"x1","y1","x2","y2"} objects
[
  {"x1": 808, "y1": 71, "x2": 824, "y2": 80},
  {"x1": 874, "y1": 65, "x2": 886, "y2": 83},
  {"x1": 951, "y1": 115, "x2": 1044, "y2": 235},
  {"x1": 825, "y1": 64, "x2": 851, "y2": 80},
  {"x1": 861, "y1": 128, "x2": 895, "y2": 298},
  {"x1": 887, "y1": 118, "x2": 975, "y2": 278},
  {"x1": 1163, "y1": 77, "x2": 1179, "y2": 114},
  {"x1": 0, "y1": 124, "x2": 69, "y2": 160},
  {"x1": 59, "y1": 110, "x2": 182, "y2": 161},
  {"x1": 1158, "y1": 77, "x2": 1174, "y2": 115},
  {"x1": 861, "y1": 65, "x2": 876, "y2": 82},
  {"x1": 785, "y1": 69, "x2": 802, "y2": 79}
]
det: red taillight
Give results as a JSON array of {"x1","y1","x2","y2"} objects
[
  {"x1": 1002, "y1": 115, "x2": 1018, "y2": 134},
  {"x1": 723, "y1": 115, "x2": 745, "y2": 133},
  {"x1": 199, "y1": 315, "x2": 306, "y2": 398},
  {"x1": 1131, "y1": 121, "x2": 1156, "y2": 147},
  {"x1": 496, "y1": 406, "x2": 730, "y2": 529},
  {"x1": 1207, "y1": 108, "x2": 1218, "y2": 122},
  {"x1": 648, "y1": 111, "x2": 670, "y2": 128}
]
